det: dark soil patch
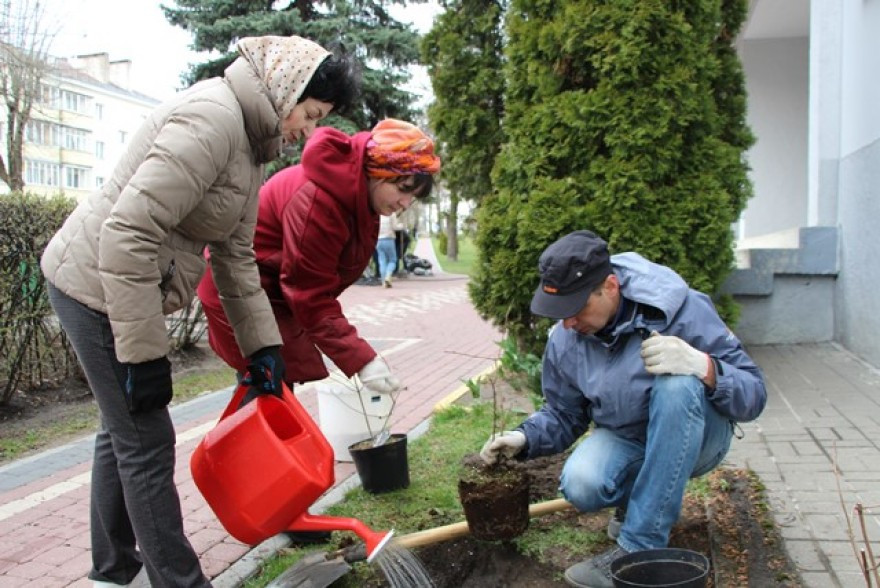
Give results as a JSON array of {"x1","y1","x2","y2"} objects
[
  {"x1": 350, "y1": 369, "x2": 802, "y2": 587},
  {"x1": 407, "y1": 455, "x2": 802, "y2": 587},
  {"x1": 380, "y1": 377, "x2": 802, "y2": 587}
]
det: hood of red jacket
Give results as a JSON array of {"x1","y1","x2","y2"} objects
[{"x1": 301, "y1": 127, "x2": 373, "y2": 217}]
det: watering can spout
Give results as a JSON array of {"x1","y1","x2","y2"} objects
[{"x1": 289, "y1": 512, "x2": 394, "y2": 562}]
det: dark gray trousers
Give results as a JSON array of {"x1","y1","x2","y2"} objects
[{"x1": 48, "y1": 283, "x2": 211, "y2": 587}]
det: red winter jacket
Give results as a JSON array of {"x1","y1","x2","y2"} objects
[{"x1": 197, "y1": 127, "x2": 379, "y2": 383}]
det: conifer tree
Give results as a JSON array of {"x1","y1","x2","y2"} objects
[
  {"x1": 468, "y1": 0, "x2": 754, "y2": 353},
  {"x1": 163, "y1": 0, "x2": 426, "y2": 129},
  {"x1": 421, "y1": 0, "x2": 506, "y2": 260}
]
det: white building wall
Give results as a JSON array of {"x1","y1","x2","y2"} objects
[
  {"x1": 839, "y1": 1, "x2": 880, "y2": 156},
  {"x1": 92, "y1": 90, "x2": 153, "y2": 191},
  {"x1": 1, "y1": 54, "x2": 159, "y2": 201},
  {"x1": 834, "y1": 0, "x2": 880, "y2": 366},
  {"x1": 738, "y1": 37, "x2": 809, "y2": 240}
]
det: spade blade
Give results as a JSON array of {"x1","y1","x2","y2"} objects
[{"x1": 266, "y1": 551, "x2": 352, "y2": 588}]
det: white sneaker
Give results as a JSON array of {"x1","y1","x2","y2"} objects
[{"x1": 93, "y1": 565, "x2": 150, "y2": 587}]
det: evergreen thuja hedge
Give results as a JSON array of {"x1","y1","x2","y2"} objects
[
  {"x1": 0, "y1": 192, "x2": 77, "y2": 404},
  {"x1": 470, "y1": 0, "x2": 754, "y2": 354}
]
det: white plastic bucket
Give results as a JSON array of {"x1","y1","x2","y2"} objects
[{"x1": 316, "y1": 382, "x2": 392, "y2": 462}]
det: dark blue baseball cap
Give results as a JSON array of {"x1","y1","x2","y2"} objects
[{"x1": 530, "y1": 230, "x2": 613, "y2": 319}]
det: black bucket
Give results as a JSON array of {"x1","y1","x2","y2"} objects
[
  {"x1": 348, "y1": 433, "x2": 410, "y2": 494},
  {"x1": 611, "y1": 548, "x2": 709, "y2": 588}
]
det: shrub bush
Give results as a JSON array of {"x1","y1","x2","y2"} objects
[
  {"x1": 0, "y1": 191, "x2": 78, "y2": 405},
  {"x1": 436, "y1": 231, "x2": 449, "y2": 256},
  {"x1": 470, "y1": 0, "x2": 754, "y2": 355}
]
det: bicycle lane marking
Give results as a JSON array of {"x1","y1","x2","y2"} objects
[{"x1": 0, "y1": 338, "x2": 421, "y2": 522}]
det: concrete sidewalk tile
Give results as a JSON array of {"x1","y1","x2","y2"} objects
[
  {"x1": 824, "y1": 552, "x2": 867, "y2": 574},
  {"x1": 777, "y1": 521, "x2": 814, "y2": 540},
  {"x1": 791, "y1": 441, "x2": 826, "y2": 456},
  {"x1": 841, "y1": 470, "x2": 880, "y2": 481},
  {"x1": 803, "y1": 513, "x2": 855, "y2": 541},
  {"x1": 797, "y1": 571, "x2": 836, "y2": 587},
  {"x1": 783, "y1": 539, "x2": 826, "y2": 572},
  {"x1": 766, "y1": 441, "x2": 799, "y2": 458},
  {"x1": 732, "y1": 455, "x2": 779, "y2": 474}
]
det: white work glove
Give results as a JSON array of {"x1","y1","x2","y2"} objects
[
  {"x1": 640, "y1": 332, "x2": 710, "y2": 379},
  {"x1": 480, "y1": 430, "x2": 527, "y2": 465},
  {"x1": 357, "y1": 357, "x2": 401, "y2": 395}
]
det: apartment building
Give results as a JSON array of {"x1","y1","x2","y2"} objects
[{"x1": 8, "y1": 52, "x2": 160, "y2": 201}]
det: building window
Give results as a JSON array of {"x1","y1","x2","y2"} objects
[
  {"x1": 95, "y1": 176, "x2": 105, "y2": 188},
  {"x1": 95, "y1": 103, "x2": 104, "y2": 119},
  {"x1": 63, "y1": 127, "x2": 89, "y2": 151},
  {"x1": 119, "y1": 130, "x2": 127, "y2": 144},
  {"x1": 25, "y1": 120, "x2": 61, "y2": 146},
  {"x1": 95, "y1": 141, "x2": 105, "y2": 159},
  {"x1": 25, "y1": 159, "x2": 61, "y2": 186},
  {"x1": 39, "y1": 84, "x2": 61, "y2": 108},
  {"x1": 64, "y1": 165, "x2": 89, "y2": 189},
  {"x1": 26, "y1": 120, "x2": 91, "y2": 151},
  {"x1": 61, "y1": 89, "x2": 90, "y2": 114}
]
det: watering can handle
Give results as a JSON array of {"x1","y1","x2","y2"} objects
[{"x1": 218, "y1": 381, "x2": 295, "y2": 421}]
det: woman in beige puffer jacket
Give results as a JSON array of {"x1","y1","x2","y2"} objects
[{"x1": 40, "y1": 36, "x2": 357, "y2": 588}]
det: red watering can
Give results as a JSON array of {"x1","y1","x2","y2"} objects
[{"x1": 190, "y1": 382, "x2": 393, "y2": 561}]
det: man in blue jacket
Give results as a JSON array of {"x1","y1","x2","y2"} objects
[{"x1": 480, "y1": 230, "x2": 767, "y2": 588}]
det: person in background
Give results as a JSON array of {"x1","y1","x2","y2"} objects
[
  {"x1": 480, "y1": 230, "x2": 766, "y2": 588},
  {"x1": 198, "y1": 118, "x2": 440, "y2": 405},
  {"x1": 393, "y1": 209, "x2": 411, "y2": 275},
  {"x1": 41, "y1": 35, "x2": 358, "y2": 588},
  {"x1": 377, "y1": 212, "x2": 401, "y2": 287}
]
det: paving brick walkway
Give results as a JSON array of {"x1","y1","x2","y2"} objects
[
  {"x1": 0, "y1": 239, "x2": 502, "y2": 587},
  {"x1": 1, "y1": 239, "x2": 878, "y2": 587}
]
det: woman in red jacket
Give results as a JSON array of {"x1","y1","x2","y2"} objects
[{"x1": 197, "y1": 119, "x2": 440, "y2": 400}]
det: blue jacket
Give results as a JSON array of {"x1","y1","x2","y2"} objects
[{"x1": 518, "y1": 252, "x2": 767, "y2": 458}]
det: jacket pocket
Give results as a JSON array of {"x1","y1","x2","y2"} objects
[{"x1": 159, "y1": 248, "x2": 206, "y2": 314}]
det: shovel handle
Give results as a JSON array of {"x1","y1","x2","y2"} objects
[{"x1": 395, "y1": 497, "x2": 573, "y2": 550}]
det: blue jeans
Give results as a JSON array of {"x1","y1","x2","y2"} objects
[
  {"x1": 376, "y1": 237, "x2": 397, "y2": 280},
  {"x1": 559, "y1": 375, "x2": 733, "y2": 552}
]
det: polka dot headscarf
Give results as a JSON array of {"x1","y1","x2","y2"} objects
[{"x1": 236, "y1": 35, "x2": 331, "y2": 120}]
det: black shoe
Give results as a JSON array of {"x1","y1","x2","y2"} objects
[{"x1": 283, "y1": 530, "x2": 332, "y2": 545}]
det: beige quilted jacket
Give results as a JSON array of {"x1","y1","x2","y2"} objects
[{"x1": 41, "y1": 57, "x2": 284, "y2": 364}]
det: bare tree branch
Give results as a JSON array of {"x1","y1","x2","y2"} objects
[{"x1": 0, "y1": 0, "x2": 58, "y2": 190}]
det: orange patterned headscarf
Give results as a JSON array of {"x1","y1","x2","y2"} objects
[{"x1": 365, "y1": 119, "x2": 442, "y2": 178}]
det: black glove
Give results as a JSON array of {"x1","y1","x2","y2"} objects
[
  {"x1": 123, "y1": 356, "x2": 173, "y2": 413},
  {"x1": 241, "y1": 346, "x2": 286, "y2": 407}
]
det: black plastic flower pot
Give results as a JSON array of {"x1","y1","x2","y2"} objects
[
  {"x1": 611, "y1": 548, "x2": 710, "y2": 588},
  {"x1": 348, "y1": 433, "x2": 410, "y2": 494}
]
